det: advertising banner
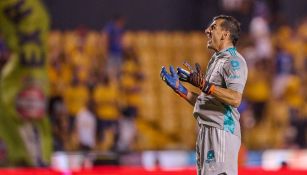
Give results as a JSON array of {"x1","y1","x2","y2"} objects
[{"x1": 0, "y1": 0, "x2": 51, "y2": 166}]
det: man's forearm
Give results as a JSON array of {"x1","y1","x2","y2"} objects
[
  {"x1": 185, "y1": 91, "x2": 199, "y2": 106},
  {"x1": 210, "y1": 86, "x2": 242, "y2": 108}
]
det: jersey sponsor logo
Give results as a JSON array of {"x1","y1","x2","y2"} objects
[
  {"x1": 230, "y1": 60, "x2": 240, "y2": 71},
  {"x1": 205, "y1": 150, "x2": 216, "y2": 171},
  {"x1": 205, "y1": 150, "x2": 216, "y2": 163}
]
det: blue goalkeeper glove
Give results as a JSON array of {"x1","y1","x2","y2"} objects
[
  {"x1": 177, "y1": 61, "x2": 193, "y2": 82},
  {"x1": 160, "y1": 65, "x2": 188, "y2": 99},
  {"x1": 177, "y1": 61, "x2": 215, "y2": 95}
]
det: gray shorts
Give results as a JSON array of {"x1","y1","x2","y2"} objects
[{"x1": 196, "y1": 124, "x2": 241, "y2": 175}]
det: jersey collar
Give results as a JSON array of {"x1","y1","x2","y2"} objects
[{"x1": 214, "y1": 46, "x2": 236, "y2": 58}]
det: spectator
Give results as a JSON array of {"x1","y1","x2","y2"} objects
[
  {"x1": 48, "y1": 96, "x2": 69, "y2": 151},
  {"x1": 272, "y1": 46, "x2": 295, "y2": 99},
  {"x1": 117, "y1": 47, "x2": 143, "y2": 152},
  {"x1": 244, "y1": 60, "x2": 270, "y2": 123},
  {"x1": 76, "y1": 98, "x2": 97, "y2": 151},
  {"x1": 48, "y1": 51, "x2": 72, "y2": 96},
  {"x1": 249, "y1": 0, "x2": 273, "y2": 60},
  {"x1": 103, "y1": 15, "x2": 125, "y2": 81},
  {"x1": 93, "y1": 72, "x2": 120, "y2": 151},
  {"x1": 64, "y1": 69, "x2": 89, "y2": 136}
]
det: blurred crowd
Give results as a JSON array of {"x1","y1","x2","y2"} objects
[
  {"x1": 240, "y1": 16, "x2": 307, "y2": 149},
  {"x1": 46, "y1": 16, "x2": 307, "y2": 153},
  {"x1": 1, "y1": 13, "x2": 307, "y2": 154},
  {"x1": 47, "y1": 17, "x2": 143, "y2": 153}
]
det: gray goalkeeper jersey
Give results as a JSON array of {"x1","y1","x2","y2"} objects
[{"x1": 193, "y1": 47, "x2": 248, "y2": 138}]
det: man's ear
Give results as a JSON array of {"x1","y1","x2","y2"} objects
[{"x1": 221, "y1": 31, "x2": 229, "y2": 41}]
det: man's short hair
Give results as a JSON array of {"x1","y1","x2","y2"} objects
[{"x1": 213, "y1": 15, "x2": 241, "y2": 46}]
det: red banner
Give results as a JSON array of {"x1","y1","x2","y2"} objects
[{"x1": 1, "y1": 166, "x2": 307, "y2": 175}]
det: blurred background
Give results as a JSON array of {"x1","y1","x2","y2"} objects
[{"x1": 0, "y1": 0, "x2": 307, "y2": 174}]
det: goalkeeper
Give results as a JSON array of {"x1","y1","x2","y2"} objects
[{"x1": 160, "y1": 15, "x2": 248, "y2": 175}]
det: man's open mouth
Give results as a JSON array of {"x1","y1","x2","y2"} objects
[{"x1": 207, "y1": 38, "x2": 212, "y2": 44}]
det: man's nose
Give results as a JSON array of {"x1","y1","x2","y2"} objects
[{"x1": 205, "y1": 28, "x2": 210, "y2": 36}]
